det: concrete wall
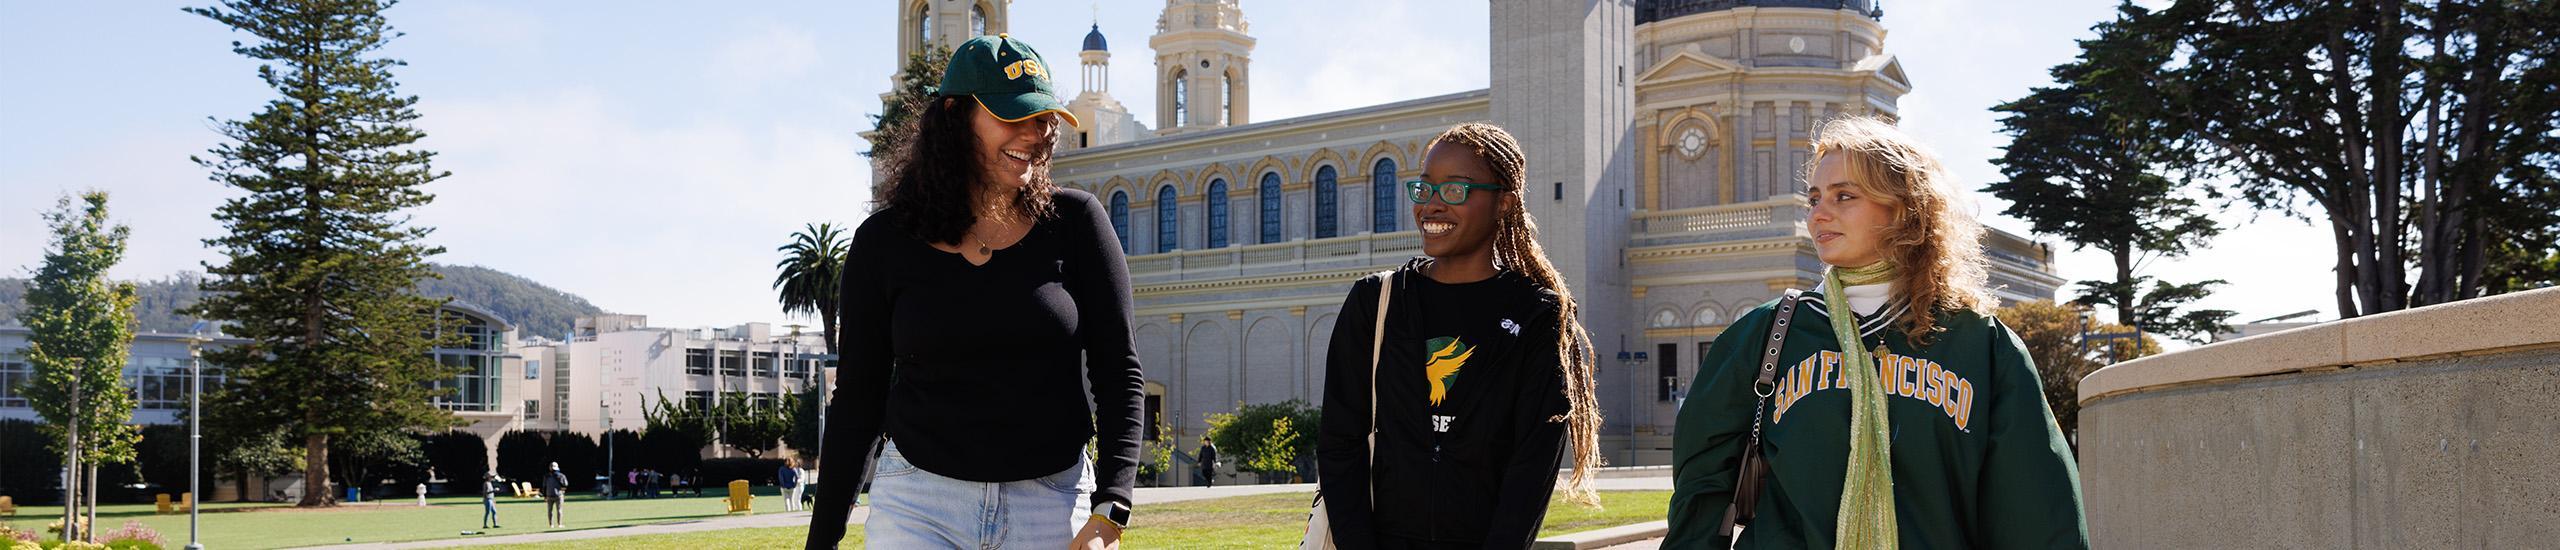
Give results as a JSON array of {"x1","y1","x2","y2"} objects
[{"x1": 2076, "y1": 287, "x2": 2560, "y2": 548}]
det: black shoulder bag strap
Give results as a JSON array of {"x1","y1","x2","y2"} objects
[{"x1": 1717, "y1": 288, "x2": 1801, "y2": 544}]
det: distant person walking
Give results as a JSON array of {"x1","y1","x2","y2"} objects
[
  {"x1": 805, "y1": 33, "x2": 1145, "y2": 550},
  {"x1": 1195, "y1": 437, "x2": 1219, "y2": 488},
  {"x1": 543, "y1": 462, "x2": 569, "y2": 528},
  {"x1": 780, "y1": 458, "x2": 807, "y2": 512},
  {"x1": 480, "y1": 471, "x2": 503, "y2": 530}
]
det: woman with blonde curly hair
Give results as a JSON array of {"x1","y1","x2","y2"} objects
[{"x1": 1663, "y1": 116, "x2": 2087, "y2": 549}]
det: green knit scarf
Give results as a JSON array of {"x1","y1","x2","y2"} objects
[{"x1": 1826, "y1": 261, "x2": 1897, "y2": 549}]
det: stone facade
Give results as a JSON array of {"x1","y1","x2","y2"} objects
[{"x1": 894, "y1": 0, "x2": 2064, "y2": 468}]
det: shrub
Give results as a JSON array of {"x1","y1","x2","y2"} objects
[
  {"x1": 96, "y1": 520, "x2": 163, "y2": 548},
  {"x1": 1204, "y1": 399, "x2": 1321, "y2": 478}
]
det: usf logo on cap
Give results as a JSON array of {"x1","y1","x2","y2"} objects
[
  {"x1": 938, "y1": 34, "x2": 1078, "y2": 126},
  {"x1": 1003, "y1": 59, "x2": 1046, "y2": 80}
]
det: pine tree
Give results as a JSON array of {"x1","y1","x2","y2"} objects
[
  {"x1": 18, "y1": 192, "x2": 141, "y2": 542},
  {"x1": 185, "y1": 0, "x2": 460, "y2": 507},
  {"x1": 1988, "y1": 5, "x2": 2234, "y2": 343}
]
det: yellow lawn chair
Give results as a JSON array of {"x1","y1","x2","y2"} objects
[
  {"x1": 156, "y1": 494, "x2": 174, "y2": 515},
  {"x1": 513, "y1": 481, "x2": 537, "y2": 498},
  {"x1": 724, "y1": 480, "x2": 752, "y2": 514},
  {"x1": 0, "y1": 495, "x2": 15, "y2": 516},
  {"x1": 179, "y1": 492, "x2": 194, "y2": 513}
]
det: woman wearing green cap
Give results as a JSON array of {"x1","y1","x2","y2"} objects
[
  {"x1": 807, "y1": 34, "x2": 1143, "y2": 550},
  {"x1": 1662, "y1": 117, "x2": 2087, "y2": 549}
]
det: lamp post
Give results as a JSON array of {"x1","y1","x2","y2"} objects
[
  {"x1": 187, "y1": 320, "x2": 209, "y2": 550},
  {"x1": 1615, "y1": 350, "x2": 1649, "y2": 466}
]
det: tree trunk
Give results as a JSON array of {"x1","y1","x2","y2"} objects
[
  {"x1": 62, "y1": 378, "x2": 81, "y2": 543},
  {"x1": 84, "y1": 462, "x2": 98, "y2": 543},
  {"x1": 2111, "y1": 244, "x2": 2136, "y2": 327},
  {"x1": 2332, "y1": 221, "x2": 2361, "y2": 318},
  {"x1": 302, "y1": 432, "x2": 333, "y2": 507},
  {"x1": 2371, "y1": 0, "x2": 2408, "y2": 313}
]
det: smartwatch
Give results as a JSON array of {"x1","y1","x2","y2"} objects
[{"x1": 1091, "y1": 501, "x2": 1131, "y2": 529}]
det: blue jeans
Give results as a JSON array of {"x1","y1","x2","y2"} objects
[
  {"x1": 865, "y1": 440, "x2": 1094, "y2": 549},
  {"x1": 482, "y1": 497, "x2": 498, "y2": 527}
]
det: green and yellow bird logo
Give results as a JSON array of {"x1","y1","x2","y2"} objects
[{"x1": 1424, "y1": 336, "x2": 1474, "y2": 406}]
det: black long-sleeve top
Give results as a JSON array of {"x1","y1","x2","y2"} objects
[
  {"x1": 1318, "y1": 261, "x2": 1573, "y2": 549},
  {"x1": 806, "y1": 188, "x2": 1145, "y2": 547}
]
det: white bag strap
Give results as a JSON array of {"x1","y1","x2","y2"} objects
[{"x1": 1366, "y1": 270, "x2": 1393, "y2": 509}]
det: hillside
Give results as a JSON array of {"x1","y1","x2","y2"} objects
[{"x1": 1, "y1": 264, "x2": 605, "y2": 338}]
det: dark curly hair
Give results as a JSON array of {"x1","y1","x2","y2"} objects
[{"x1": 874, "y1": 95, "x2": 1058, "y2": 245}]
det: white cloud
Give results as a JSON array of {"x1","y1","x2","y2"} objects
[{"x1": 413, "y1": 88, "x2": 868, "y2": 327}]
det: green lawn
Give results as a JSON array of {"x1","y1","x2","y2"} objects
[
  {"x1": 465, "y1": 490, "x2": 1672, "y2": 549},
  {"x1": 458, "y1": 526, "x2": 855, "y2": 550},
  {"x1": 2, "y1": 490, "x2": 782, "y2": 549}
]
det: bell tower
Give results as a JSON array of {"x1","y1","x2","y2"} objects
[{"x1": 1150, "y1": 0, "x2": 1253, "y2": 135}]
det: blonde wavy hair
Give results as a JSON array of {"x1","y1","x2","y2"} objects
[{"x1": 1806, "y1": 116, "x2": 1992, "y2": 346}]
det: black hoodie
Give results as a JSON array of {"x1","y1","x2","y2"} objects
[{"x1": 1318, "y1": 259, "x2": 1573, "y2": 549}]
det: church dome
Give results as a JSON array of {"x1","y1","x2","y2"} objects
[
  {"x1": 1640, "y1": 0, "x2": 1879, "y2": 24},
  {"x1": 1082, "y1": 23, "x2": 1108, "y2": 52}
]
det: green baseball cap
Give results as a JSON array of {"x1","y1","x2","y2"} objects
[{"x1": 935, "y1": 34, "x2": 1079, "y2": 127}]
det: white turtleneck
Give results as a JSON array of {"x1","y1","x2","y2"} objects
[{"x1": 1820, "y1": 280, "x2": 1893, "y2": 317}]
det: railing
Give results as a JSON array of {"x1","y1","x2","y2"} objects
[
  {"x1": 1629, "y1": 197, "x2": 1805, "y2": 245},
  {"x1": 1125, "y1": 231, "x2": 1422, "y2": 283}
]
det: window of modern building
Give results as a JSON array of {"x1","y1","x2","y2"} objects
[
  {"x1": 130, "y1": 356, "x2": 220, "y2": 411},
  {"x1": 720, "y1": 350, "x2": 746, "y2": 377},
  {"x1": 1156, "y1": 185, "x2": 1180, "y2": 253},
  {"x1": 525, "y1": 400, "x2": 540, "y2": 420},
  {"x1": 1313, "y1": 165, "x2": 1339, "y2": 239},
  {"x1": 432, "y1": 352, "x2": 497, "y2": 412},
  {"x1": 686, "y1": 348, "x2": 712, "y2": 375},
  {"x1": 1206, "y1": 179, "x2": 1229, "y2": 248},
  {"x1": 1373, "y1": 158, "x2": 1400, "y2": 232},
  {"x1": 1259, "y1": 172, "x2": 1283, "y2": 243},
  {"x1": 0, "y1": 356, "x2": 29, "y2": 408},
  {"x1": 1110, "y1": 190, "x2": 1131, "y2": 254},
  {"x1": 526, "y1": 359, "x2": 540, "y2": 380},
  {"x1": 753, "y1": 351, "x2": 776, "y2": 378},
  {"x1": 685, "y1": 390, "x2": 714, "y2": 412}
]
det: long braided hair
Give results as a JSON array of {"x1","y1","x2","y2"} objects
[{"x1": 1426, "y1": 123, "x2": 1606, "y2": 506}]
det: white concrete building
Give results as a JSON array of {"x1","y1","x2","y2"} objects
[{"x1": 510, "y1": 314, "x2": 832, "y2": 455}]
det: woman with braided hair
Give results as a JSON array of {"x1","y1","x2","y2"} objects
[
  {"x1": 1662, "y1": 116, "x2": 2086, "y2": 549},
  {"x1": 1314, "y1": 122, "x2": 1605, "y2": 549}
]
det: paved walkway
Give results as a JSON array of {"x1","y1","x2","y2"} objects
[{"x1": 300, "y1": 477, "x2": 1674, "y2": 549}]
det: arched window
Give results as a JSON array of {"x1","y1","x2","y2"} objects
[
  {"x1": 1313, "y1": 165, "x2": 1338, "y2": 239},
  {"x1": 1259, "y1": 172, "x2": 1283, "y2": 244},
  {"x1": 1372, "y1": 158, "x2": 1399, "y2": 232},
  {"x1": 969, "y1": 3, "x2": 988, "y2": 38},
  {"x1": 1156, "y1": 185, "x2": 1179, "y2": 253},
  {"x1": 1221, "y1": 75, "x2": 1235, "y2": 126},
  {"x1": 1172, "y1": 70, "x2": 1189, "y2": 126},
  {"x1": 1109, "y1": 191, "x2": 1130, "y2": 254},
  {"x1": 1695, "y1": 307, "x2": 1724, "y2": 327},
  {"x1": 1652, "y1": 310, "x2": 1681, "y2": 328},
  {"x1": 1206, "y1": 179, "x2": 1229, "y2": 249},
  {"x1": 914, "y1": 5, "x2": 932, "y2": 50}
]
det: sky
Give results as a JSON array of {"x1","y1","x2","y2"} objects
[{"x1": 0, "y1": 1, "x2": 2340, "y2": 341}]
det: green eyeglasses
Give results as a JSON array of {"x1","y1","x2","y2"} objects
[{"x1": 1405, "y1": 180, "x2": 1504, "y2": 205}]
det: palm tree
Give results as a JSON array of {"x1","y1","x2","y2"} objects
[{"x1": 774, "y1": 222, "x2": 849, "y2": 354}]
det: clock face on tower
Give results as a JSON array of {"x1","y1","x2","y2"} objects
[{"x1": 1677, "y1": 127, "x2": 1707, "y2": 160}]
